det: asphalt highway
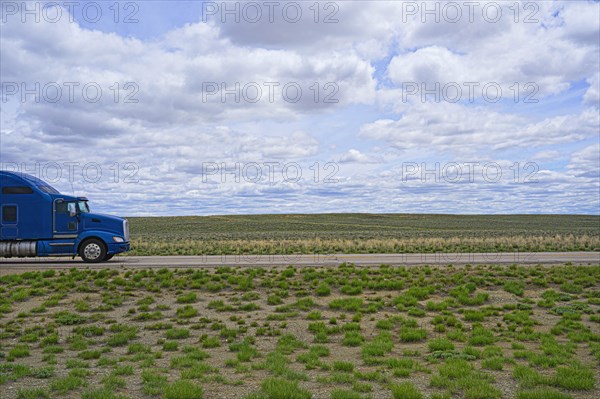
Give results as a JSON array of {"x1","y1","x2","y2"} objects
[{"x1": 1, "y1": 252, "x2": 598, "y2": 275}]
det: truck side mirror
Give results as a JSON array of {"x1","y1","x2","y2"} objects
[{"x1": 68, "y1": 203, "x2": 77, "y2": 217}]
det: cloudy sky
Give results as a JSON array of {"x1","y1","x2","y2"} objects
[{"x1": 1, "y1": 0, "x2": 599, "y2": 215}]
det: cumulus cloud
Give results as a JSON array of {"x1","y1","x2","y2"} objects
[
  {"x1": 386, "y1": 1, "x2": 599, "y2": 98},
  {"x1": 338, "y1": 149, "x2": 381, "y2": 164},
  {"x1": 584, "y1": 72, "x2": 600, "y2": 105},
  {"x1": 359, "y1": 103, "x2": 598, "y2": 155},
  {"x1": 567, "y1": 143, "x2": 600, "y2": 179},
  {"x1": 206, "y1": 1, "x2": 400, "y2": 59},
  {"x1": 1, "y1": 7, "x2": 377, "y2": 130},
  {"x1": 1, "y1": 0, "x2": 598, "y2": 215}
]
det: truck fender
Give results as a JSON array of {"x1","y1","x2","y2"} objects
[{"x1": 73, "y1": 231, "x2": 115, "y2": 255}]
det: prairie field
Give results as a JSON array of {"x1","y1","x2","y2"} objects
[
  {"x1": 127, "y1": 214, "x2": 600, "y2": 255},
  {"x1": 1, "y1": 263, "x2": 599, "y2": 399}
]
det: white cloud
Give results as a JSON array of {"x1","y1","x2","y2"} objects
[
  {"x1": 1, "y1": 1, "x2": 598, "y2": 215},
  {"x1": 360, "y1": 102, "x2": 598, "y2": 156},
  {"x1": 567, "y1": 143, "x2": 600, "y2": 179},
  {"x1": 584, "y1": 72, "x2": 600, "y2": 105},
  {"x1": 208, "y1": 1, "x2": 400, "y2": 60},
  {"x1": 338, "y1": 149, "x2": 381, "y2": 164},
  {"x1": 1, "y1": 8, "x2": 377, "y2": 131},
  {"x1": 386, "y1": 1, "x2": 599, "y2": 98}
]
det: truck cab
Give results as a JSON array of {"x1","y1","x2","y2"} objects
[{"x1": 0, "y1": 171, "x2": 130, "y2": 262}]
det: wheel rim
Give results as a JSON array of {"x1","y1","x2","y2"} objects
[{"x1": 84, "y1": 243, "x2": 102, "y2": 260}]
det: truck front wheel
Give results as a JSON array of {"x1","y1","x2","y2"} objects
[{"x1": 80, "y1": 239, "x2": 107, "y2": 263}]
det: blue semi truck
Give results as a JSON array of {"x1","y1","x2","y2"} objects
[{"x1": 0, "y1": 171, "x2": 130, "y2": 262}]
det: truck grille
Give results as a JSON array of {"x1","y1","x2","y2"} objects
[{"x1": 123, "y1": 219, "x2": 130, "y2": 241}]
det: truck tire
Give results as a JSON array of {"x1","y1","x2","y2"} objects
[{"x1": 80, "y1": 239, "x2": 107, "y2": 263}]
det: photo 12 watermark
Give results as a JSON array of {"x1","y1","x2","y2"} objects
[
  {"x1": 397, "y1": 1, "x2": 540, "y2": 24},
  {"x1": 201, "y1": 81, "x2": 339, "y2": 104},
  {"x1": 202, "y1": 161, "x2": 339, "y2": 184},
  {"x1": 1, "y1": 162, "x2": 140, "y2": 184},
  {"x1": 410, "y1": 251, "x2": 540, "y2": 264},
  {"x1": 1, "y1": 81, "x2": 139, "y2": 104},
  {"x1": 400, "y1": 162, "x2": 539, "y2": 184},
  {"x1": 190, "y1": 250, "x2": 542, "y2": 266},
  {"x1": 201, "y1": 1, "x2": 339, "y2": 24},
  {"x1": 1, "y1": 1, "x2": 140, "y2": 24},
  {"x1": 400, "y1": 82, "x2": 539, "y2": 104}
]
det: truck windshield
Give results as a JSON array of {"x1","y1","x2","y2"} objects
[{"x1": 77, "y1": 201, "x2": 90, "y2": 213}]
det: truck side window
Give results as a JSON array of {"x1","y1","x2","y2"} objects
[
  {"x1": 2, "y1": 186, "x2": 33, "y2": 194},
  {"x1": 55, "y1": 202, "x2": 68, "y2": 213},
  {"x1": 67, "y1": 203, "x2": 76, "y2": 215},
  {"x1": 2, "y1": 206, "x2": 17, "y2": 223}
]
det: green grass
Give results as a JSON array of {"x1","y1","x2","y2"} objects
[
  {"x1": 516, "y1": 388, "x2": 574, "y2": 399},
  {"x1": 342, "y1": 331, "x2": 364, "y2": 347},
  {"x1": 15, "y1": 388, "x2": 50, "y2": 399},
  {"x1": 329, "y1": 298, "x2": 363, "y2": 312},
  {"x1": 78, "y1": 350, "x2": 101, "y2": 360},
  {"x1": 50, "y1": 375, "x2": 85, "y2": 393},
  {"x1": 1, "y1": 263, "x2": 599, "y2": 399},
  {"x1": 277, "y1": 334, "x2": 307, "y2": 354},
  {"x1": 127, "y1": 342, "x2": 151, "y2": 354},
  {"x1": 113, "y1": 364, "x2": 134, "y2": 376},
  {"x1": 332, "y1": 361, "x2": 355, "y2": 372},
  {"x1": 164, "y1": 380, "x2": 204, "y2": 399},
  {"x1": 165, "y1": 328, "x2": 191, "y2": 340},
  {"x1": 54, "y1": 310, "x2": 86, "y2": 325},
  {"x1": 296, "y1": 345, "x2": 330, "y2": 369},
  {"x1": 176, "y1": 292, "x2": 198, "y2": 303},
  {"x1": 431, "y1": 359, "x2": 501, "y2": 399},
  {"x1": 316, "y1": 283, "x2": 332, "y2": 296},
  {"x1": 7, "y1": 344, "x2": 30, "y2": 360},
  {"x1": 504, "y1": 281, "x2": 526, "y2": 296},
  {"x1": 362, "y1": 333, "x2": 394, "y2": 358},
  {"x1": 163, "y1": 341, "x2": 179, "y2": 351},
  {"x1": 553, "y1": 363, "x2": 595, "y2": 390},
  {"x1": 330, "y1": 389, "x2": 363, "y2": 399},
  {"x1": 482, "y1": 357, "x2": 505, "y2": 371},
  {"x1": 230, "y1": 339, "x2": 260, "y2": 362},
  {"x1": 176, "y1": 304, "x2": 199, "y2": 318},
  {"x1": 141, "y1": 370, "x2": 167, "y2": 395},
  {"x1": 127, "y1": 214, "x2": 600, "y2": 255},
  {"x1": 428, "y1": 338, "x2": 455, "y2": 352},
  {"x1": 101, "y1": 374, "x2": 127, "y2": 390},
  {"x1": 391, "y1": 382, "x2": 423, "y2": 399},
  {"x1": 200, "y1": 336, "x2": 221, "y2": 348},
  {"x1": 81, "y1": 388, "x2": 129, "y2": 399},
  {"x1": 400, "y1": 327, "x2": 427, "y2": 342},
  {"x1": 469, "y1": 326, "x2": 496, "y2": 346},
  {"x1": 245, "y1": 378, "x2": 311, "y2": 399}
]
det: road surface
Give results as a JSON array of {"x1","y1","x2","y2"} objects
[{"x1": 0, "y1": 252, "x2": 598, "y2": 274}]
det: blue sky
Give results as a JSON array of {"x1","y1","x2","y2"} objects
[
  {"x1": 72, "y1": 1, "x2": 205, "y2": 39},
  {"x1": 1, "y1": 1, "x2": 599, "y2": 216}
]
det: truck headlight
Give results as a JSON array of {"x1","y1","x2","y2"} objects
[
  {"x1": 123, "y1": 219, "x2": 130, "y2": 241},
  {"x1": 113, "y1": 236, "x2": 125, "y2": 243}
]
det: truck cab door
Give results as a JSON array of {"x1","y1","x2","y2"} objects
[
  {"x1": 1, "y1": 204, "x2": 18, "y2": 239},
  {"x1": 53, "y1": 200, "x2": 79, "y2": 236}
]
